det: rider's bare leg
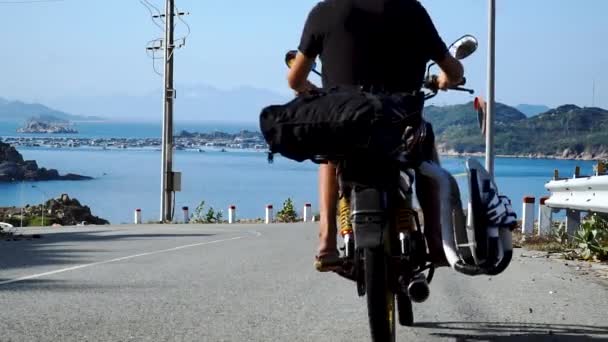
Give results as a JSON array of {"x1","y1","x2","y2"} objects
[
  {"x1": 317, "y1": 162, "x2": 339, "y2": 256},
  {"x1": 417, "y1": 147, "x2": 448, "y2": 265},
  {"x1": 416, "y1": 176, "x2": 446, "y2": 264}
]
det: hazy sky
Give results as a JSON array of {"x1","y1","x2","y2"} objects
[{"x1": 0, "y1": 0, "x2": 607, "y2": 108}]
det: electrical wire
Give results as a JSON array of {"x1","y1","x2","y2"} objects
[
  {"x1": 150, "y1": 50, "x2": 164, "y2": 77},
  {"x1": 171, "y1": 191, "x2": 176, "y2": 222},
  {"x1": 139, "y1": 0, "x2": 164, "y2": 31},
  {"x1": 174, "y1": 3, "x2": 191, "y2": 40},
  {"x1": 0, "y1": 0, "x2": 63, "y2": 3},
  {"x1": 141, "y1": 1, "x2": 190, "y2": 76},
  {"x1": 145, "y1": 38, "x2": 164, "y2": 76},
  {"x1": 141, "y1": 0, "x2": 164, "y2": 24}
]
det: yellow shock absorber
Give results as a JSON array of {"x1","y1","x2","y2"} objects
[{"x1": 338, "y1": 195, "x2": 353, "y2": 236}]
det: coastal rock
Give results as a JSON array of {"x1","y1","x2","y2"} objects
[
  {"x1": 23, "y1": 160, "x2": 38, "y2": 171},
  {"x1": 0, "y1": 162, "x2": 23, "y2": 179},
  {"x1": 0, "y1": 194, "x2": 109, "y2": 226},
  {"x1": 0, "y1": 141, "x2": 91, "y2": 182},
  {"x1": 0, "y1": 144, "x2": 24, "y2": 163}
]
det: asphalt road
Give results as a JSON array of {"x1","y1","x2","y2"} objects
[{"x1": 0, "y1": 223, "x2": 606, "y2": 342}]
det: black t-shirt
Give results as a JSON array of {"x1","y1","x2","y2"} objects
[{"x1": 298, "y1": 0, "x2": 448, "y2": 93}]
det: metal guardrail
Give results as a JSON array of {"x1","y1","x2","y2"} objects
[
  {"x1": 545, "y1": 175, "x2": 608, "y2": 213},
  {"x1": 541, "y1": 162, "x2": 608, "y2": 237}
]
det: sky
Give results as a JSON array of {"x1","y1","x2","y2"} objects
[{"x1": 0, "y1": 0, "x2": 607, "y2": 111}]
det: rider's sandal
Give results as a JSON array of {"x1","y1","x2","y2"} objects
[{"x1": 314, "y1": 252, "x2": 342, "y2": 272}]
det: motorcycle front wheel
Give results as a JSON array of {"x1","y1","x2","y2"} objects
[{"x1": 364, "y1": 246, "x2": 396, "y2": 342}]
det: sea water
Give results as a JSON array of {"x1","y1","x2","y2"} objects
[{"x1": 0, "y1": 145, "x2": 595, "y2": 224}]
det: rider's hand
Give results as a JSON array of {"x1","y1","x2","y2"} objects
[
  {"x1": 294, "y1": 80, "x2": 319, "y2": 96},
  {"x1": 437, "y1": 72, "x2": 450, "y2": 91}
]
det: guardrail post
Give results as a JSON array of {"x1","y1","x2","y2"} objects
[
  {"x1": 228, "y1": 205, "x2": 236, "y2": 224},
  {"x1": 265, "y1": 205, "x2": 273, "y2": 224},
  {"x1": 134, "y1": 209, "x2": 142, "y2": 224},
  {"x1": 574, "y1": 166, "x2": 581, "y2": 178},
  {"x1": 538, "y1": 197, "x2": 552, "y2": 236},
  {"x1": 303, "y1": 203, "x2": 312, "y2": 222},
  {"x1": 595, "y1": 161, "x2": 606, "y2": 176},
  {"x1": 522, "y1": 196, "x2": 535, "y2": 235},
  {"x1": 182, "y1": 206, "x2": 189, "y2": 223},
  {"x1": 566, "y1": 209, "x2": 580, "y2": 239}
]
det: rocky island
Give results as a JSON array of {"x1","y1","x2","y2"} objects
[
  {"x1": 17, "y1": 118, "x2": 78, "y2": 134},
  {"x1": 0, "y1": 141, "x2": 91, "y2": 181}
]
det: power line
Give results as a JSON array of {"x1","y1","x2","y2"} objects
[
  {"x1": 0, "y1": 0, "x2": 63, "y2": 3},
  {"x1": 140, "y1": 0, "x2": 165, "y2": 30},
  {"x1": 141, "y1": 0, "x2": 190, "y2": 78}
]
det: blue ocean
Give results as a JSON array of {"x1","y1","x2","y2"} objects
[{"x1": 0, "y1": 121, "x2": 595, "y2": 224}]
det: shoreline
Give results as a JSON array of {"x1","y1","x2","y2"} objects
[
  {"x1": 438, "y1": 150, "x2": 607, "y2": 162},
  {"x1": 1, "y1": 135, "x2": 605, "y2": 162},
  {"x1": 0, "y1": 134, "x2": 267, "y2": 152}
]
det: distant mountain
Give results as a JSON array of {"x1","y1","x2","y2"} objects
[
  {"x1": 424, "y1": 102, "x2": 527, "y2": 135},
  {"x1": 45, "y1": 84, "x2": 291, "y2": 123},
  {"x1": 0, "y1": 98, "x2": 103, "y2": 123},
  {"x1": 516, "y1": 104, "x2": 551, "y2": 117},
  {"x1": 431, "y1": 103, "x2": 608, "y2": 159}
]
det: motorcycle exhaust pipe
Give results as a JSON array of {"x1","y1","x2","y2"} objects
[{"x1": 408, "y1": 274, "x2": 430, "y2": 303}]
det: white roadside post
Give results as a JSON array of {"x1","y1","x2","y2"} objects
[
  {"x1": 265, "y1": 205, "x2": 274, "y2": 224},
  {"x1": 182, "y1": 206, "x2": 190, "y2": 223},
  {"x1": 538, "y1": 197, "x2": 552, "y2": 236},
  {"x1": 303, "y1": 203, "x2": 312, "y2": 222},
  {"x1": 228, "y1": 205, "x2": 236, "y2": 224},
  {"x1": 522, "y1": 196, "x2": 535, "y2": 235},
  {"x1": 134, "y1": 208, "x2": 142, "y2": 225}
]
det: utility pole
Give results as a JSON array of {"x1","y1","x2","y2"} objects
[
  {"x1": 160, "y1": 0, "x2": 176, "y2": 223},
  {"x1": 142, "y1": 0, "x2": 189, "y2": 222},
  {"x1": 485, "y1": 0, "x2": 496, "y2": 178}
]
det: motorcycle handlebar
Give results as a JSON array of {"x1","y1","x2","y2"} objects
[{"x1": 423, "y1": 75, "x2": 473, "y2": 95}]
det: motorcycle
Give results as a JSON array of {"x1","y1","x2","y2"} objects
[{"x1": 282, "y1": 35, "x2": 515, "y2": 342}]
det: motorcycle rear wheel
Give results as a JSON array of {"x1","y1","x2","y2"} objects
[{"x1": 364, "y1": 247, "x2": 396, "y2": 342}]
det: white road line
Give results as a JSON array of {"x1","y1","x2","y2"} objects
[{"x1": 0, "y1": 235, "x2": 247, "y2": 287}]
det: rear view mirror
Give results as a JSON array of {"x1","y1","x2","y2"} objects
[{"x1": 450, "y1": 35, "x2": 479, "y2": 60}]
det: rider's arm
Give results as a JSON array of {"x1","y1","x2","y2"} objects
[
  {"x1": 287, "y1": 52, "x2": 318, "y2": 94},
  {"x1": 288, "y1": 4, "x2": 324, "y2": 94},
  {"x1": 416, "y1": 2, "x2": 465, "y2": 90},
  {"x1": 436, "y1": 54, "x2": 464, "y2": 90}
]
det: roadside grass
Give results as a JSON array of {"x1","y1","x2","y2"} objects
[
  {"x1": 515, "y1": 214, "x2": 608, "y2": 263},
  {"x1": 513, "y1": 230, "x2": 575, "y2": 254}
]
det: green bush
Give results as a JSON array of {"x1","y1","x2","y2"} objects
[
  {"x1": 575, "y1": 214, "x2": 608, "y2": 261},
  {"x1": 191, "y1": 200, "x2": 223, "y2": 224},
  {"x1": 276, "y1": 198, "x2": 298, "y2": 223}
]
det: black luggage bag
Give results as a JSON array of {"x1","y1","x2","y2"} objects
[{"x1": 259, "y1": 87, "x2": 426, "y2": 163}]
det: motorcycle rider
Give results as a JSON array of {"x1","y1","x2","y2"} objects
[{"x1": 287, "y1": 0, "x2": 465, "y2": 271}]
